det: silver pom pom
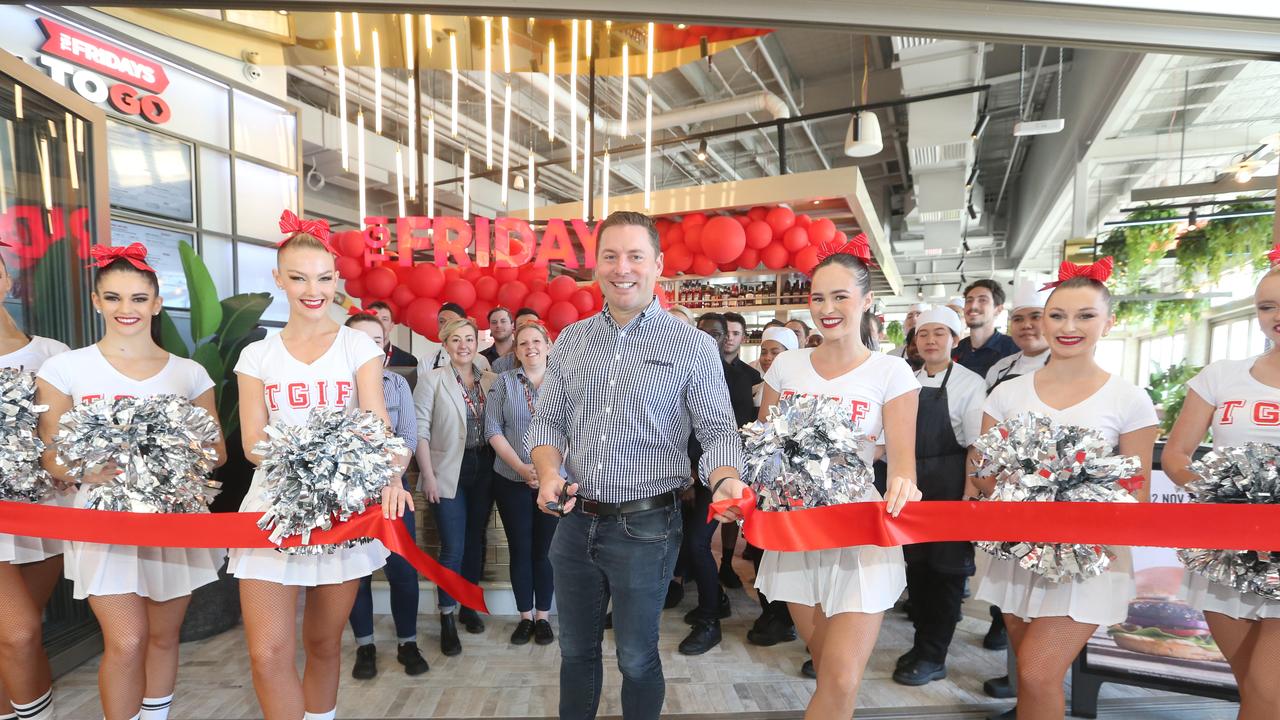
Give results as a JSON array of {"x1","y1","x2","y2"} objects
[
  {"x1": 0, "y1": 369, "x2": 54, "y2": 502},
  {"x1": 973, "y1": 412, "x2": 1142, "y2": 582},
  {"x1": 253, "y1": 407, "x2": 407, "y2": 554},
  {"x1": 741, "y1": 394, "x2": 873, "y2": 511},
  {"x1": 1178, "y1": 443, "x2": 1280, "y2": 600},
  {"x1": 55, "y1": 395, "x2": 222, "y2": 513}
]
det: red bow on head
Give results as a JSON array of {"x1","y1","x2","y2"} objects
[
  {"x1": 278, "y1": 209, "x2": 334, "y2": 251},
  {"x1": 88, "y1": 243, "x2": 155, "y2": 272},
  {"x1": 347, "y1": 306, "x2": 378, "y2": 317},
  {"x1": 811, "y1": 233, "x2": 876, "y2": 275},
  {"x1": 1267, "y1": 243, "x2": 1280, "y2": 266},
  {"x1": 0, "y1": 237, "x2": 9, "y2": 247},
  {"x1": 1041, "y1": 256, "x2": 1114, "y2": 291}
]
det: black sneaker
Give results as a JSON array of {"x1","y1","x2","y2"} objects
[
  {"x1": 684, "y1": 591, "x2": 731, "y2": 625},
  {"x1": 677, "y1": 618, "x2": 721, "y2": 655},
  {"x1": 459, "y1": 606, "x2": 485, "y2": 634},
  {"x1": 664, "y1": 581, "x2": 685, "y2": 609},
  {"x1": 746, "y1": 611, "x2": 797, "y2": 646},
  {"x1": 893, "y1": 659, "x2": 947, "y2": 686},
  {"x1": 984, "y1": 675, "x2": 1016, "y2": 699},
  {"x1": 511, "y1": 619, "x2": 534, "y2": 645},
  {"x1": 800, "y1": 658, "x2": 816, "y2": 679},
  {"x1": 718, "y1": 561, "x2": 743, "y2": 589},
  {"x1": 352, "y1": 643, "x2": 377, "y2": 679},
  {"x1": 895, "y1": 648, "x2": 919, "y2": 670},
  {"x1": 440, "y1": 613, "x2": 462, "y2": 656},
  {"x1": 984, "y1": 606, "x2": 1008, "y2": 650},
  {"x1": 534, "y1": 619, "x2": 555, "y2": 645},
  {"x1": 396, "y1": 642, "x2": 429, "y2": 675}
]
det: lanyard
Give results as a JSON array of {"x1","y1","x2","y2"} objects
[
  {"x1": 453, "y1": 367, "x2": 485, "y2": 421},
  {"x1": 517, "y1": 374, "x2": 537, "y2": 415}
]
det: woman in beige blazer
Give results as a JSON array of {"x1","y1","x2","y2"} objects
[{"x1": 413, "y1": 317, "x2": 497, "y2": 656}]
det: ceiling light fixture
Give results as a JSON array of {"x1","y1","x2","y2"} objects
[
  {"x1": 424, "y1": 14, "x2": 432, "y2": 52},
  {"x1": 570, "y1": 19, "x2": 579, "y2": 173},
  {"x1": 603, "y1": 151, "x2": 611, "y2": 218},
  {"x1": 484, "y1": 17, "x2": 494, "y2": 169},
  {"x1": 449, "y1": 32, "x2": 459, "y2": 137},
  {"x1": 426, "y1": 113, "x2": 435, "y2": 218},
  {"x1": 644, "y1": 21, "x2": 654, "y2": 210},
  {"x1": 620, "y1": 43, "x2": 629, "y2": 136},
  {"x1": 334, "y1": 12, "x2": 348, "y2": 170},
  {"x1": 582, "y1": 113, "x2": 591, "y2": 222},
  {"x1": 528, "y1": 152, "x2": 536, "y2": 222},
  {"x1": 395, "y1": 147, "x2": 406, "y2": 217},
  {"x1": 463, "y1": 147, "x2": 471, "y2": 221},
  {"x1": 501, "y1": 17, "x2": 512, "y2": 206},
  {"x1": 696, "y1": 138, "x2": 707, "y2": 161},
  {"x1": 350, "y1": 12, "x2": 361, "y2": 57},
  {"x1": 372, "y1": 28, "x2": 382, "y2": 133},
  {"x1": 356, "y1": 109, "x2": 367, "y2": 227},
  {"x1": 547, "y1": 39, "x2": 556, "y2": 141},
  {"x1": 406, "y1": 15, "x2": 417, "y2": 199}
]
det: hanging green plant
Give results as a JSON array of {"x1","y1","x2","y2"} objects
[
  {"x1": 885, "y1": 320, "x2": 904, "y2": 347},
  {"x1": 1151, "y1": 298, "x2": 1209, "y2": 333},
  {"x1": 1175, "y1": 202, "x2": 1274, "y2": 287},
  {"x1": 1113, "y1": 298, "x2": 1153, "y2": 328},
  {"x1": 1099, "y1": 207, "x2": 1181, "y2": 292}
]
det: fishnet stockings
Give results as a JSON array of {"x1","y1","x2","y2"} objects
[
  {"x1": 240, "y1": 579, "x2": 360, "y2": 720},
  {"x1": 0, "y1": 557, "x2": 62, "y2": 712},
  {"x1": 1205, "y1": 613, "x2": 1280, "y2": 720},
  {"x1": 1004, "y1": 614, "x2": 1098, "y2": 720},
  {"x1": 87, "y1": 593, "x2": 190, "y2": 720},
  {"x1": 790, "y1": 603, "x2": 883, "y2": 719}
]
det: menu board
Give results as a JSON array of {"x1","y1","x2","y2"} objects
[
  {"x1": 107, "y1": 121, "x2": 195, "y2": 223},
  {"x1": 108, "y1": 219, "x2": 192, "y2": 309}
]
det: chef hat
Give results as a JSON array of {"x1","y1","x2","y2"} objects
[
  {"x1": 1010, "y1": 276, "x2": 1052, "y2": 312},
  {"x1": 946, "y1": 296, "x2": 965, "y2": 310},
  {"x1": 761, "y1": 326, "x2": 800, "y2": 351},
  {"x1": 916, "y1": 307, "x2": 965, "y2": 337},
  {"x1": 907, "y1": 302, "x2": 930, "y2": 313}
]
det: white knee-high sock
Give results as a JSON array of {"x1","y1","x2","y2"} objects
[
  {"x1": 302, "y1": 709, "x2": 336, "y2": 720},
  {"x1": 140, "y1": 694, "x2": 173, "y2": 720},
  {"x1": 12, "y1": 689, "x2": 52, "y2": 720}
]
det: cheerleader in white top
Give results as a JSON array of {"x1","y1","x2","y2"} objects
[
  {"x1": 754, "y1": 239, "x2": 922, "y2": 719},
  {"x1": 35, "y1": 244, "x2": 227, "y2": 720},
  {"x1": 229, "y1": 212, "x2": 412, "y2": 720},
  {"x1": 1163, "y1": 249, "x2": 1280, "y2": 720},
  {"x1": 0, "y1": 246, "x2": 69, "y2": 720},
  {"x1": 971, "y1": 258, "x2": 1157, "y2": 720}
]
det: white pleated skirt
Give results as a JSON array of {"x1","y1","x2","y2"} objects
[
  {"x1": 756, "y1": 544, "x2": 907, "y2": 617},
  {"x1": 227, "y1": 468, "x2": 389, "y2": 587},
  {"x1": 976, "y1": 546, "x2": 1136, "y2": 627},
  {"x1": 1184, "y1": 573, "x2": 1280, "y2": 621},
  {"x1": 0, "y1": 494, "x2": 70, "y2": 564}
]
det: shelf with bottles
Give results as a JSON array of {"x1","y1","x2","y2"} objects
[{"x1": 660, "y1": 272, "x2": 812, "y2": 309}]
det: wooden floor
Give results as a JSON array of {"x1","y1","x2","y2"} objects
[{"x1": 53, "y1": 558, "x2": 1239, "y2": 719}]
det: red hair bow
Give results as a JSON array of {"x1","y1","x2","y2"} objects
[
  {"x1": 1041, "y1": 256, "x2": 1114, "y2": 291},
  {"x1": 88, "y1": 243, "x2": 155, "y2": 272},
  {"x1": 347, "y1": 306, "x2": 378, "y2": 317},
  {"x1": 1267, "y1": 243, "x2": 1280, "y2": 266},
  {"x1": 811, "y1": 232, "x2": 876, "y2": 275},
  {"x1": 278, "y1": 209, "x2": 333, "y2": 250}
]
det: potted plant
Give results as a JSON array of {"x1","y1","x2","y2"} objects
[
  {"x1": 157, "y1": 241, "x2": 272, "y2": 641},
  {"x1": 1145, "y1": 360, "x2": 1201, "y2": 438}
]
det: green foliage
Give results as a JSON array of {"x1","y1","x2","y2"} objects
[
  {"x1": 885, "y1": 320, "x2": 904, "y2": 347},
  {"x1": 1152, "y1": 298, "x2": 1209, "y2": 333},
  {"x1": 1145, "y1": 360, "x2": 1201, "y2": 437},
  {"x1": 1174, "y1": 202, "x2": 1274, "y2": 287},
  {"x1": 157, "y1": 241, "x2": 272, "y2": 435},
  {"x1": 1098, "y1": 207, "x2": 1180, "y2": 292}
]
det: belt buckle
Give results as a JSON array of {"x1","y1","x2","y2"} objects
[{"x1": 578, "y1": 498, "x2": 601, "y2": 516}]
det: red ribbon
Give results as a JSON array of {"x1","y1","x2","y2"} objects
[
  {"x1": 1041, "y1": 257, "x2": 1115, "y2": 291},
  {"x1": 278, "y1": 210, "x2": 334, "y2": 252},
  {"x1": 710, "y1": 488, "x2": 1280, "y2": 553},
  {"x1": 813, "y1": 233, "x2": 875, "y2": 272},
  {"x1": 347, "y1": 306, "x2": 379, "y2": 317},
  {"x1": 88, "y1": 243, "x2": 156, "y2": 273},
  {"x1": 0, "y1": 501, "x2": 487, "y2": 613},
  {"x1": 1267, "y1": 243, "x2": 1280, "y2": 266}
]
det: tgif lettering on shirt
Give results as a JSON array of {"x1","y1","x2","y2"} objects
[
  {"x1": 1219, "y1": 400, "x2": 1280, "y2": 426},
  {"x1": 263, "y1": 380, "x2": 353, "y2": 412},
  {"x1": 781, "y1": 390, "x2": 870, "y2": 425}
]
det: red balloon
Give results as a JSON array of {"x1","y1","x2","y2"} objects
[
  {"x1": 663, "y1": 225, "x2": 684, "y2": 251},
  {"x1": 363, "y1": 266, "x2": 398, "y2": 299},
  {"x1": 472, "y1": 300, "x2": 495, "y2": 330},
  {"x1": 782, "y1": 226, "x2": 810, "y2": 252},
  {"x1": 409, "y1": 264, "x2": 445, "y2": 298},
  {"x1": 526, "y1": 275, "x2": 548, "y2": 293},
  {"x1": 684, "y1": 222, "x2": 704, "y2": 255},
  {"x1": 548, "y1": 274, "x2": 579, "y2": 302},
  {"x1": 792, "y1": 246, "x2": 820, "y2": 276},
  {"x1": 663, "y1": 243, "x2": 693, "y2": 275},
  {"x1": 442, "y1": 278, "x2": 477, "y2": 310},
  {"x1": 405, "y1": 297, "x2": 441, "y2": 337},
  {"x1": 474, "y1": 275, "x2": 499, "y2": 301},
  {"x1": 655, "y1": 218, "x2": 672, "y2": 237},
  {"x1": 701, "y1": 215, "x2": 747, "y2": 263},
  {"x1": 718, "y1": 261, "x2": 738, "y2": 272},
  {"x1": 745, "y1": 221, "x2": 773, "y2": 250},
  {"x1": 343, "y1": 277, "x2": 366, "y2": 298},
  {"x1": 462, "y1": 264, "x2": 485, "y2": 283},
  {"x1": 382, "y1": 299, "x2": 401, "y2": 319},
  {"x1": 391, "y1": 284, "x2": 417, "y2": 308},
  {"x1": 738, "y1": 247, "x2": 761, "y2": 270},
  {"x1": 524, "y1": 290, "x2": 553, "y2": 317},
  {"x1": 496, "y1": 280, "x2": 529, "y2": 310},
  {"x1": 493, "y1": 266, "x2": 519, "y2": 283},
  {"x1": 832, "y1": 231, "x2": 848, "y2": 246},
  {"x1": 747, "y1": 206, "x2": 768, "y2": 222},
  {"x1": 336, "y1": 230, "x2": 366, "y2": 258},
  {"x1": 588, "y1": 283, "x2": 605, "y2": 311},
  {"x1": 765, "y1": 206, "x2": 796, "y2": 238},
  {"x1": 335, "y1": 256, "x2": 364, "y2": 279},
  {"x1": 570, "y1": 288, "x2": 594, "y2": 314},
  {"x1": 547, "y1": 301, "x2": 579, "y2": 331},
  {"x1": 734, "y1": 214, "x2": 751, "y2": 228},
  {"x1": 683, "y1": 212, "x2": 708, "y2": 227},
  {"x1": 690, "y1": 254, "x2": 717, "y2": 276},
  {"x1": 809, "y1": 218, "x2": 837, "y2": 246},
  {"x1": 761, "y1": 243, "x2": 790, "y2": 270},
  {"x1": 795, "y1": 214, "x2": 812, "y2": 228},
  {"x1": 656, "y1": 282, "x2": 673, "y2": 309}
]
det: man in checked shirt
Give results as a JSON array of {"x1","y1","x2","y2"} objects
[{"x1": 527, "y1": 211, "x2": 748, "y2": 720}]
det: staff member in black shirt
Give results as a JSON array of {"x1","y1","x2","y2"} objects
[
  {"x1": 367, "y1": 301, "x2": 419, "y2": 368},
  {"x1": 953, "y1": 280, "x2": 1018, "y2": 377},
  {"x1": 716, "y1": 312, "x2": 760, "y2": 590}
]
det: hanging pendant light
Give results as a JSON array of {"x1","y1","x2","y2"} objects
[
  {"x1": 372, "y1": 28, "x2": 383, "y2": 133},
  {"x1": 528, "y1": 152, "x2": 536, "y2": 222},
  {"x1": 427, "y1": 113, "x2": 436, "y2": 218},
  {"x1": 351, "y1": 12, "x2": 361, "y2": 57},
  {"x1": 483, "y1": 17, "x2": 494, "y2": 169},
  {"x1": 395, "y1": 147, "x2": 406, "y2": 217},
  {"x1": 405, "y1": 14, "x2": 417, "y2": 199},
  {"x1": 357, "y1": 109, "x2": 367, "y2": 227},
  {"x1": 424, "y1": 14, "x2": 432, "y2": 52},
  {"x1": 449, "y1": 32, "x2": 459, "y2": 137},
  {"x1": 501, "y1": 17, "x2": 512, "y2": 206},
  {"x1": 462, "y1": 147, "x2": 472, "y2": 221},
  {"x1": 570, "y1": 19, "x2": 579, "y2": 173},
  {"x1": 602, "y1": 151, "x2": 611, "y2": 218},
  {"x1": 620, "y1": 43, "x2": 629, "y2": 137},
  {"x1": 547, "y1": 39, "x2": 556, "y2": 141},
  {"x1": 644, "y1": 22, "x2": 654, "y2": 210},
  {"x1": 581, "y1": 112, "x2": 591, "y2": 222},
  {"x1": 335, "y1": 12, "x2": 348, "y2": 171}
]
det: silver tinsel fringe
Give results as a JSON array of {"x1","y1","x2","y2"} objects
[
  {"x1": 973, "y1": 412, "x2": 1142, "y2": 582},
  {"x1": 54, "y1": 394, "x2": 222, "y2": 513},
  {"x1": 1177, "y1": 443, "x2": 1280, "y2": 600},
  {"x1": 253, "y1": 407, "x2": 407, "y2": 555},
  {"x1": 740, "y1": 393, "x2": 872, "y2": 511},
  {"x1": 0, "y1": 369, "x2": 54, "y2": 502}
]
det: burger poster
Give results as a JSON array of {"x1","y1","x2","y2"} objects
[{"x1": 1082, "y1": 469, "x2": 1236, "y2": 689}]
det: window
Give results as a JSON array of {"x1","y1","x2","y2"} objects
[
  {"x1": 1137, "y1": 333, "x2": 1186, "y2": 388},
  {"x1": 1210, "y1": 316, "x2": 1266, "y2": 362},
  {"x1": 1096, "y1": 338, "x2": 1125, "y2": 377}
]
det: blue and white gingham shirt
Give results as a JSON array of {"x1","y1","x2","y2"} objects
[
  {"x1": 382, "y1": 370, "x2": 418, "y2": 453},
  {"x1": 485, "y1": 367, "x2": 567, "y2": 482},
  {"x1": 524, "y1": 297, "x2": 744, "y2": 503}
]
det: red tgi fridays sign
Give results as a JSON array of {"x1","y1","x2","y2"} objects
[{"x1": 34, "y1": 17, "x2": 172, "y2": 124}]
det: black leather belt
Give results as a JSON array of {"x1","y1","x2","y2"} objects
[{"x1": 575, "y1": 490, "x2": 678, "y2": 517}]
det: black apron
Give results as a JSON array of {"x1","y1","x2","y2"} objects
[
  {"x1": 987, "y1": 352, "x2": 1047, "y2": 395},
  {"x1": 904, "y1": 363, "x2": 976, "y2": 575}
]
